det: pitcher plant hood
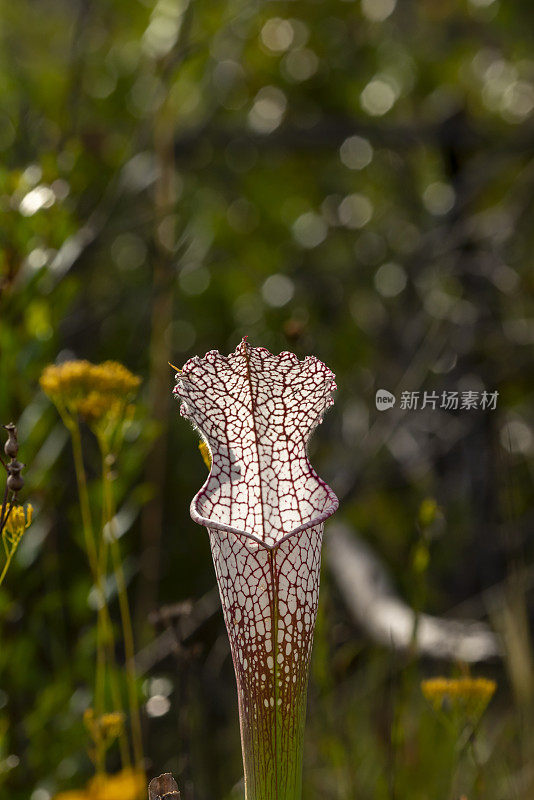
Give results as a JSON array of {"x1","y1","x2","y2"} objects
[{"x1": 173, "y1": 338, "x2": 338, "y2": 548}]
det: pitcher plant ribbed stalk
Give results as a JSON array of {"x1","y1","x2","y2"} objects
[{"x1": 173, "y1": 339, "x2": 338, "y2": 800}]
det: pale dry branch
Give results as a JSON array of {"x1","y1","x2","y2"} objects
[{"x1": 327, "y1": 522, "x2": 501, "y2": 662}]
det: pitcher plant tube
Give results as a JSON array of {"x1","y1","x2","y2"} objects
[{"x1": 173, "y1": 339, "x2": 338, "y2": 800}]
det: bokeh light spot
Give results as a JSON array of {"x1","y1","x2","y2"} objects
[
  {"x1": 360, "y1": 78, "x2": 397, "y2": 115},
  {"x1": 282, "y1": 49, "x2": 319, "y2": 82},
  {"x1": 361, "y1": 0, "x2": 397, "y2": 22},
  {"x1": 339, "y1": 135, "x2": 373, "y2": 170},
  {"x1": 338, "y1": 194, "x2": 373, "y2": 229},
  {"x1": 500, "y1": 418, "x2": 533, "y2": 454},
  {"x1": 179, "y1": 264, "x2": 211, "y2": 295},
  {"x1": 260, "y1": 18, "x2": 294, "y2": 52},
  {"x1": 262, "y1": 274, "x2": 295, "y2": 307},
  {"x1": 19, "y1": 186, "x2": 55, "y2": 217},
  {"x1": 248, "y1": 86, "x2": 287, "y2": 134},
  {"x1": 146, "y1": 694, "x2": 171, "y2": 718},
  {"x1": 292, "y1": 212, "x2": 328, "y2": 248},
  {"x1": 423, "y1": 182, "x2": 455, "y2": 215},
  {"x1": 374, "y1": 262, "x2": 407, "y2": 297}
]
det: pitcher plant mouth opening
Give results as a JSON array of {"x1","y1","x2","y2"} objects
[{"x1": 173, "y1": 338, "x2": 338, "y2": 800}]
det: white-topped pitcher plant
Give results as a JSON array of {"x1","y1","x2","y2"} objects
[{"x1": 173, "y1": 339, "x2": 338, "y2": 800}]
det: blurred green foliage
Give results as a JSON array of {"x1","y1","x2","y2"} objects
[{"x1": 1, "y1": 0, "x2": 534, "y2": 797}]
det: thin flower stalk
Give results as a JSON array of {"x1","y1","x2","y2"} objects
[
  {"x1": 100, "y1": 442, "x2": 144, "y2": 778},
  {"x1": 68, "y1": 415, "x2": 120, "y2": 774},
  {"x1": 174, "y1": 340, "x2": 338, "y2": 800},
  {"x1": 40, "y1": 360, "x2": 143, "y2": 781}
]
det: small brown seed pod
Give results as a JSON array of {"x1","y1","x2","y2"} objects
[
  {"x1": 148, "y1": 773, "x2": 181, "y2": 800},
  {"x1": 6, "y1": 460, "x2": 24, "y2": 493},
  {"x1": 3, "y1": 423, "x2": 18, "y2": 459}
]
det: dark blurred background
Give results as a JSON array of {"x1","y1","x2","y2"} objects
[{"x1": 1, "y1": 0, "x2": 534, "y2": 797}]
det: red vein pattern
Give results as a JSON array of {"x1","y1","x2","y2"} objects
[{"x1": 174, "y1": 339, "x2": 338, "y2": 800}]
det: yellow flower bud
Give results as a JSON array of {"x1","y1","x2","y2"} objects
[
  {"x1": 199, "y1": 440, "x2": 211, "y2": 469},
  {"x1": 1, "y1": 503, "x2": 33, "y2": 546}
]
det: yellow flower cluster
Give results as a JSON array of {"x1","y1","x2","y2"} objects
[
  {"x1": 40, "y1": 360, "x2": 141, "y2": 431},
  {"x1": 41, "y1": 361, "x2": 140, "y2": 399},
  {"x1": 54, "y1": 768, "x2": 145, "y2": 800},
  {"x1": 421, "y1": 676, "x2": 496, "y2": 716},
  {"x1": 77, "y1": 393, "x2": 126, "y2": 426},
  {"x1": 88, "y1": 768, "x2": 145, "y2": 800},
  {"x1": 83, "y1": 708, "x2": 124, "y2": 744},
  {"x1": 1, "y1": 503, "x2": 33, "y2": 546}
]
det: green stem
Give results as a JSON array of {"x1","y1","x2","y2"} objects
[
  {"x1": 0, "y1": 549, "x2": 14, "y2": 587},
  {"x1": 68, "y1": 418, "x2": 108, "y2": 775},
  {"x1": 98, "y1": 454, "x2": 131, "y2": 772},
  {"x1": 0, "y1": 496, "x2": 16, "y2": 584},
  {"x1": 69, "y1": 419, "x2": 98, "y2": 576},
  {"x1": 467, "y1": 729, "x2": 484, "y2": 798},
  {"x1": 100, "y1": 443, "x2": 144, "y2": 780}
]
